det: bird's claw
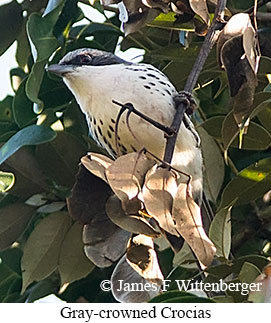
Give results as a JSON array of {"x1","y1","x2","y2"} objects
[{"x1": 174, "y1": 91, "x2": 197, "y2": 115}]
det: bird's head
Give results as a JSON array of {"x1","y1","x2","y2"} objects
[
  {"x1": 47, "y1": 48, "x2": 131, "y2": 105},
  {"x1": 47, "y1": 48, "x2": 129, "y2": 78}
]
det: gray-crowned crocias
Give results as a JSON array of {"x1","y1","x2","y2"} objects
[{"x1": 47, "y1": 48, "x2": 203, "y2": 206}]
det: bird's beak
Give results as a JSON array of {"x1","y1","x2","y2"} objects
[{"x1": 47, "y1": 64, "x2": 75, "y2": 77}]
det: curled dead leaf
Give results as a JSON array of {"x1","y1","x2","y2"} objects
[
  {"x1": 105, "y1": 195, "x2": 160, "y2": 238},
  {"x1": 106, "y1": 152, "x2": 155, "y2": 204},
  {"x1": 142, "y1": 165, "x2": 179, "y2": 236},
  {"x1": 142, "y1": 0, "x2": 170, "y2": 12},
  {"x1": 172, "y1": 183, "x2": 216, "y2": 267},
  {"x1": 81, "y1": 153, "x2": 113, "y2": 182},
  {"x1": 111, "y1": 255, "x2": 160, "y2": 302},
  {"x1": 126, "y1": 234, "x2": 164, "y2": 284},
  {"x1": 83, "y1": 222, "x2": 130, "y2": 268},
  {"x1": 189, "y1": 0, "x2": 210, "y2": 25},
  {"x1": 217, "y1": 13, "x2": 259, "y2": 130},
  {"x1": 217, "y1": 13, "x2": 258, "y2": 71}
]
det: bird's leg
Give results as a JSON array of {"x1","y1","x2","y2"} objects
[{"x1": 112, "y1": 100, "x2": 176, "y2": 137}]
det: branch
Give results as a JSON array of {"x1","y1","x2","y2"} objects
[{"x1": 163, "y1": 0, "x2": 227, "y2": 164}]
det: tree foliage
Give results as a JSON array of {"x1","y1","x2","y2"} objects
[{"x1": 0, "y1": 0, "x2": 271, "y2": 303}]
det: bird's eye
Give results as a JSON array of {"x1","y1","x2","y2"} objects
[{"x1": 80, "y1": 55, "x2": 92, "y2": 64}]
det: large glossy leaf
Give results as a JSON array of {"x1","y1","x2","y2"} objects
[
  {"x1": 222, "y1": 111, "x2": 271, "y2": 153},
  {"x1": 0, "y1": 1, "x2": 23, "y2": 56},
  {"x1": 12, "y1": 78, "x2": 36, "y2": 128},
  {"x1": 27, "y1": 0, "x2": 65, "y2": 63},
  {"x1": 36, "y1": 131, "x2": 86, "y2": 188},
  {"x1": 255, "y1": 93, "x2": 271, "y2": 133},
  {"x1": 21, "y1": 212, "x2": 72, "y2": 293},
  {"x1": 0, "y1": 263, "x2": 20, "y2": 302},
  {"x1": 0, "y1": 203, "x2": 36, "y2": 250},
  {"x1": 200, "y1": 116, "x2": 224, "y2": 140},
  {"x1": 26, "y1": 0, "x2": 65, "y2": 107},
  {"x1": 1, "y1": 147, "x2": 49, "y2": 198},
  {"x1": 58, "y1": 222, "x2": 95, "y2": 286},
  {"x1": 197, "y1": 127, "x2": 224, "y2": 203},
  {"x1": 209, "y1": 205, "x2": 232, "y2": 259},
  {"x1": 0, "y1": 125, "x2": 56, "y2": 165},
  {"x1": 219, "y1": 158, "x2": 271, "y2": 208},
  {"x1": 239, "y1": 262, "x2": 261, "y2": 284}
]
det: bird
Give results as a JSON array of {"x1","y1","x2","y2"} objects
[{"x1": 47, "y1": 48, "x2": 203, "y2": 205}]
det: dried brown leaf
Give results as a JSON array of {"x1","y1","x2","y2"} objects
[
  {"x1": 172, "y1": 183, "x2": 216, "y2": 267},
  {"x1": 189, "y1": 0, "x2": 210, "y2": 25},
  {"x1": 106, "y1": 195, "x2": 160, "y2": 238},
  {"x1": 243, "y1": 22, "x2": 258, "y2": 73},
  {"x1": 217, "y1": 13, "x2": 254, "y2": 69},
  {"x1": 67, "y1": 164, "x2": 112, "y2": 224},
  {"x1": 142, "y1": 165, "x2": 179, "y2": 236},
  {"x1": 83, "y1": 223, "x2": 130, "y2": 268},
  {"x1": 81, "y1": 153, "x2": 113, "y2": 182},
  {"x1": 111, "y1": 255, "x2": 160, "y2": 302},
  {"x1": 126, "y1": 234, "x2": 164, "y2": 284},
  {"x1": 106, "y1": 152, "x2": 155, "y2": 203},
  {"x1": 142, "y1": 0, "x2": 169, "y2": 12}
]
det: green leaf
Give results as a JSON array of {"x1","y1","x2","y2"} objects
[
  {"x1": 12, "y1": 78, "x2": 36, "y2": 128},
  {"x1": 255, "y1": 93, "x2": 271, "y2": 133},
  {"x1": 16, "y1": 26, "x2": 31, "y2": 69},
  {"x1": 239, "y1": 262, "x2": 261, "y2": 284},
  {"x1": 26, "y1": 276, "x2": 59, "y2": 303},
  {"x1": 200, "y1": 116, "x2": 223, "y2": 140},
  {"x1": 222, "y1": 111, "x2": 271, "y2": 153},
  {"x1": 58, "y1": 222, "x2": 95, "y2": 286},
  {"x1": 0, "y1": 171, "x2": 15, "y2": 193},
  {"x1": 1, "y1": 146, "x2": 49, "y2": 198},
  {"x1": 0, "y1": 125, "x2": 56, "y2": 165},
  {"x1": 21, "y1": 212, "x2": 72, "y2": 293},
  {"x1": 0, "y1": 1, "x2": 23, "y2": 56},
  {"x1": 197, "y1": 127, "x2": 224, "y2": 202},
  {"x1": 0, "y1": 247, "x2": 23, "y2": 274},
  {"x1": 25, "y1": 59, "x2": 47, "y2": 108},
  {"x1": 147, "y1": 12, "x2": 194, "y2": 30},
  {"x1": 206, "y1": 255, "x2": 269, "y2": 278},
  {"x1": 0, "y1": 96, "x2": 14, "y2": 122},
  {"x1": 36, "y1": 131, "x2": 87, "y2": 188},
  {"x1": 0, "y1": 203, "x2": 35, "y2": 251},
  {"x1": 209, "y1": 205, "x2": 232, "y2": 259},
  {"x1": 27, "y1": 2, "x2": 65, "y2": 63},
  {"x1": 25, "y1": 0, "x2": 65, "y2": 107},
  {"x1": 0, "y1": 263, "x2": 20, "y2": 302},
  {"x1": 173, "y1": 242, "x2": 197, "y2": 269},
  {"x1": 219, "y1": 158, "x2": 271, "y2": 208}
]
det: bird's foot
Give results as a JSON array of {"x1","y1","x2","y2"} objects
[
  {"x1": 174, "y1": 90, "x2": 197, "y2": 115},
  {"x1": 112, "y1": 100, "x2": 176, "y2": 137}
]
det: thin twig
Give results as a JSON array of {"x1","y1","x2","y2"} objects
[{"x1": 163, "y1": 0, "x2": 227, "y2": 164}]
